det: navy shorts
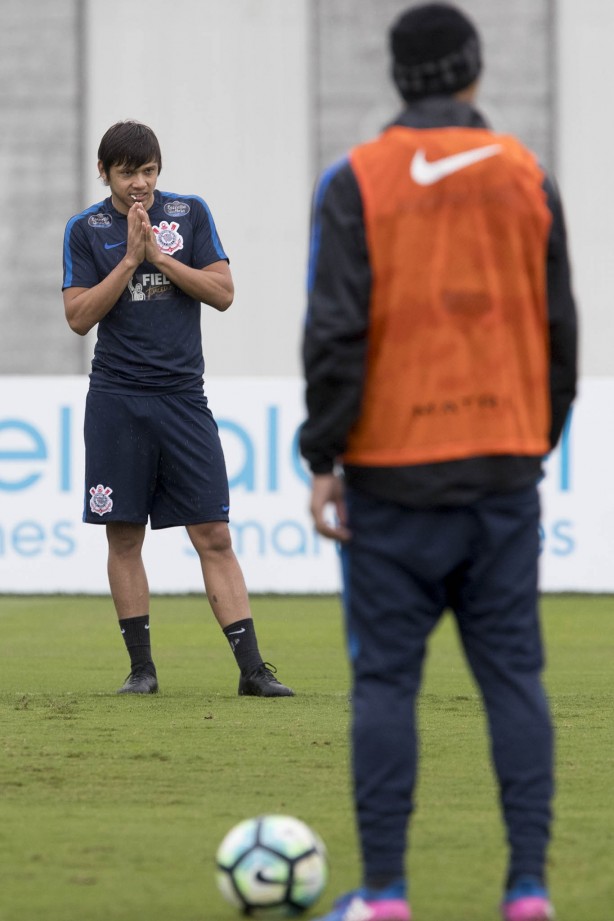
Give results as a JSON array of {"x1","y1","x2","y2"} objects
[{"x1": 83, "y1": 390, "x2": 230, "y2": 528}]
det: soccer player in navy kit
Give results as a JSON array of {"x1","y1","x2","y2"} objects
[{"x1": 62, "y1": 120, "x2": 293, "y2": 698}]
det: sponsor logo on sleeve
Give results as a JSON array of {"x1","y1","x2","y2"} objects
[
  {"x1": 88, "y1": 213, "x2": 113, "y2": 228},
  {"x1": 164, "y1": 201, "x2": 190, "y2": 217}
]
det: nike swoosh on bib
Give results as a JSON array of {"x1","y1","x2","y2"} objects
[
  {"x1": 104, "y1": 240, "x2": 126, "y2": 250},
  {"x1": 410, "y1": 144, "x2": 503, "y2": 186}
]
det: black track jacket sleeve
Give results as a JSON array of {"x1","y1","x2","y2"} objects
[
  {"x1": 544, "y1": 176, "x2": 578, "y2": 448},
  {"x1": 300, "y1": 159, "x2": 370, "y2": 474}
]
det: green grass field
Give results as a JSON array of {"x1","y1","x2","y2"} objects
[{"x1": 0, "y1": 594, "x2": 612, "y2": 921}]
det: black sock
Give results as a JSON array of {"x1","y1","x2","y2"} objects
[
  {"x1": 223, "y1": 618, "x2": 263, "y2": 676},
  {"x1": 119, "y1": 615, "x2": 156, "y2": 675}
]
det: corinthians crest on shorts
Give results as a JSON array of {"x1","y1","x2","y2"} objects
[
  {"x1": 152, "y1": 220, "x2": 184, "y2": 255},
  {"x1": 89, "y1": 484, "x2": 113, "y2": 516}
]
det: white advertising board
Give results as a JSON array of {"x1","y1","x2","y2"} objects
[
  {"x1": 0, "y1": 376, "x2": 611, "y2": 594},
  {"x1": 0, "y1": 377, "x2": 338, "y2": 594}
]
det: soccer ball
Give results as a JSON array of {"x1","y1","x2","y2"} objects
[{"x1": 216, "y1": 814, "x2": 328, "y2": 916}]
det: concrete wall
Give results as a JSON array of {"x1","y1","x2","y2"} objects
[
  {"x1": 81, "y1": 0, "x2": 312, "y2": 380},
  {"x1": 311, "y1": 0, "x2": 554, "y2": 170},
  {"x1": 557, "y1": 0, "x2": 614, "y2": 377},
  {"x1": 0, "y1": 0, "x2": 83, "y2": 373},
  {"x1": 3, "y1": 1, "x2": 603, "y2": 381}
]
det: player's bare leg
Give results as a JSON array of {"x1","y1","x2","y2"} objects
[
  {"x1": 186, "y1": 521, "x2": 251, "y2": 627},
  {"x1": 107, "y1": 521, "x2": 149, "y2": 618},
  {"x1": 106, "y1": 521, "x2": 158, "y2": 694},
  {"x1": 187, "y1": 521, "x2": 293, "y2": 696}
]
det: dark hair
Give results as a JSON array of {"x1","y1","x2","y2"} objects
[{"x1": 97, "y1": 120, "x2": 162, "y2": 175}]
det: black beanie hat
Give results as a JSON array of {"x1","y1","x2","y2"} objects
[{"x1": 390, "y1": 3, "x2": 482, "y2": 102}]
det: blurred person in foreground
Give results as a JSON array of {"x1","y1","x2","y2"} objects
[
  {"x1": 62, "y1": 120, "x2": 293, "y2": 698},
  {"x1": 300, "y1": 4, "x2": 577, "y2": 920}
]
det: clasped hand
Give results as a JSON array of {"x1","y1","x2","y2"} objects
[{"x1": 126, "y1": 202, "x2": 162, "y2": 266}]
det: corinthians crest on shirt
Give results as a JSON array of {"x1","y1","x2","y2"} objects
[
  {"x1": 152, "y1": 220, "x2": 184, "y2": 254},
  {"x1": 89, "y1": 484, "x2": 113, "y2": 516}
]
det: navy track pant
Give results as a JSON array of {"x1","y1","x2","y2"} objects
[{"x1": 341, "y1": 484, "x2": 554, "y2": 886}]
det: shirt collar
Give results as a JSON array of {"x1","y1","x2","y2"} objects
[{"x1": 387, "y1": 96, "x2": 490, "y2": 131}]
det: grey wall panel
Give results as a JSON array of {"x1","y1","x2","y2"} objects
[
  {"x1": 0, "y1": 0, "x2": 556, "y2": 377},
  {"x1": 0, "y1": 0, "x2": 85, "y2": 374}
]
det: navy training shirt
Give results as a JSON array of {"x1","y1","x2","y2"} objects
[{"x1": 62, "y1": 190, "x2": 228, "y2": 393}]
